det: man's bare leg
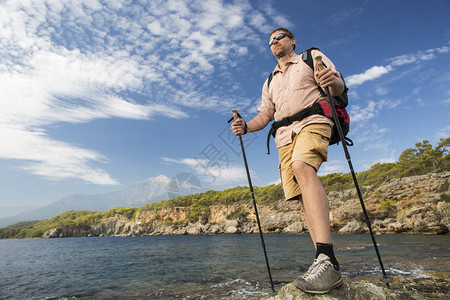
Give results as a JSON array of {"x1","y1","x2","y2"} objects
[
  {"x1": 297, "y1": 195, "x2": 317, "y2": 247},
  {"x1": 291, "y1": 160, "x2": 332, "y2": 244},
  {"x1": 291, "y1": 160, "x2": 342, "y2": 294}
]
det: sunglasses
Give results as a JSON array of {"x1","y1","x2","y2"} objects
[{"x1": 268, "y1": 33, "x2": 292, "y2": 46}]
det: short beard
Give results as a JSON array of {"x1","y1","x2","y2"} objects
[{"x1": 274, "y1": 47, "x2": 292, "y2": 59}]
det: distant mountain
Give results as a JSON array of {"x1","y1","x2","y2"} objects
[
  {"x1": 0, "y1": 205, "x2": 40, "y2": 219},
  {"x1": 0, "y1": 175, "x2": 199, "y2": 228}
]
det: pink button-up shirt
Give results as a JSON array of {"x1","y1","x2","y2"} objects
[{"x1": 258, "y1": 50, "x2": 338, "y2": 149}]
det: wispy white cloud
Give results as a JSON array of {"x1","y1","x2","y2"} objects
[
  {"x1": 0, "y1": 124, "x2": 118, "y2": 184},
  {"x1": 331, "y1": 7, "x2": 364, "y2": 25},
  {"x1": 437, "y1": 125, "x2": 450, "y2": 140},
  {"x1": 360, "y1": 152, "x2": 397, "y2": 171},
  {"x1": 349, "y1": 121, "x2": 395, "y2": 171},
  {"x1": 354, "y1": 123, "x2": 389, "y2": 146},
  {"x1": 350, "y1": 101, "x2": 378, "y2": 122},
  {"x1": 346, "y1": 65, "x2": 393, "y2": 87},
  {"x1": 388, "y1": 54, "x2": 418, "y2": 66},
  {"x1": 267, "y1": 178, "x2": 281, "y2": 186},
  {"x1": 161, "y1": 157, "x2": 249, "y2": 185},
  {"x1": 389, "y1": 46, "x2": 449, "y2": 66},
  {"x1": 0, "y1": 0, "x2": 280, "y2": 185},
  {"x1": 350, "y1": 98, "x2": 402, "y2": 123},
  {"x1": 347, "y1": 46, "x2": 449, "y2": 88},
  {"x1": 258, "y1": 2, "x2": 293, "y2": 30},
  {"x1": 375, "y1": 87, "x2": 388, "y2": 96},
  {"x1": 318, "y1": 160, "x2": 346, "y2": 176}
]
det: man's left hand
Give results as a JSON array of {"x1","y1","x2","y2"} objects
[
  {"x1": 316, "y1": 67, "x2": 339, "y2": 88},
  {"x1": 316, "y1": 67, "x2": 344, "y2": 96}
]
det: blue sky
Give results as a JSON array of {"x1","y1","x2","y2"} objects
[{"x1": 0, "y1": 0, "x2": 449, "y2": 207}]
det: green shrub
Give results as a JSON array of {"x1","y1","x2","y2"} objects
[
  {"x1": 226, "y1": 206, "x2": 247, "y2": 220},
  {"x1": 439, "y1": 180, "x2": 449, "y2": 193},
  {"x1": 378, "y1": 199, "x2": 397, "y2": 210},
  {"x1": 440, "y1": 193, "x2": 450, "y2": 203}
]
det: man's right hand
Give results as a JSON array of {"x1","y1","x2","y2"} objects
[{"x1": 231, "y1": 118, "x2": 247, "y2": 136}]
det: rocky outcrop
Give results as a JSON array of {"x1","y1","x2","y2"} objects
[
  {"x1": 329, "y1": 171, "x2": 449, "y2": 234},
  {"x1": 263, "y1": 273, "x2": 449, "y2": 300},
  {"x1": 42, "y1": 227, "x2": 63, "y2": 238},
  {"x1": 92, "y1": 215, "x2": 136, "y2": 236},
  {"x1": 266, "y1": 282, "x2": 399, "y2": 300},
  {"x1": 42, "y1": 172, "x2": 450, "y2": 238}
]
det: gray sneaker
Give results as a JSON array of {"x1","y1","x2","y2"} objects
[
  {"x1": 293, "y1": 254, "x2": 343, "y2": 294},
  {"x1": 300, "y1": 261, "x2": 315, "y2": 279}
]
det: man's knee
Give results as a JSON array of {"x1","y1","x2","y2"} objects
[{"x1": 292, "y1": 160, "x2": 315, "y2": 176}]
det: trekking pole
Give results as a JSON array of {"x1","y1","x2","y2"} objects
[
  {"x1": 232, "y1": 109, "x2": 275, "y2": 293},
  {"x1": 315, "y1": 57, "x2": 392, "y2": 287}
]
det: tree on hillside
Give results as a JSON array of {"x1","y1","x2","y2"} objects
[
  {"x1": 398, "y1": 138, "x2": 449, "y2": 176},
  {"x1": 436, "y1": 137, "x2": 450, "y2": 172}
]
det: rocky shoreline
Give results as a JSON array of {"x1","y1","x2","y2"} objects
[{"x1": 41, "y1": 172, "x2": 450, "y2": 238}]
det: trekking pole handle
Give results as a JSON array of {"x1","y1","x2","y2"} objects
[
  {"x1": 315, "y1": 55, "x2": 325, "y2": 72},
  {"x1": 232, "y1": 109, "x2": 239, "y2": 121}
]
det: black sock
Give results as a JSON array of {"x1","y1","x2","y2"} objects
[{"x1": 316, "y1": 242, "x2": 340, "y2": 271}]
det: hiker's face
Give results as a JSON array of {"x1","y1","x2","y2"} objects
[{"x1": 269, "y1": 30, "x2": 295, "y2": 58}]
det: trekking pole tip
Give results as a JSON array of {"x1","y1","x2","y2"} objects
[
  {"x1": 380, "y1": 275, "x2": 393, "y2": 284},
  {"x1": 232, "y1": 109, "x2": 239, "y2": 121}
]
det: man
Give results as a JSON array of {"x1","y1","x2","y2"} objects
[{"x1": 231, "y1": 28, "x2": 344, "y2": 294}]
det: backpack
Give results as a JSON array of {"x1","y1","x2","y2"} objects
[{"x1": 266, "y1": 47, "x2": 352, "y2": 154}]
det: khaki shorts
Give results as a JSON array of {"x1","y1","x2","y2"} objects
[{"x1": 278, "y1": 123, "x2": 331, "y2": 200}]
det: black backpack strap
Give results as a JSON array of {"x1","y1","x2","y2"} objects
[
  {"x1": 266, "y1": 103, "x2": 324, "y2": 154},
  {"x1": 267, "y1": 72, "x2": 274, "y2": 88},
  {"x1": 302, "y1": 47, "x2": 327, "y2": 97},
  {"x1": 335, "y1": 73, "x2": 349, "y2": 107},
  {"x1": 302, "y1": 47, "x2": 319, "y2": 70}
]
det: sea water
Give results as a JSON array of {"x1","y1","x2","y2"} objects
[{"x1": 0, "y1": 234, "x2": 449, "y2": 299}]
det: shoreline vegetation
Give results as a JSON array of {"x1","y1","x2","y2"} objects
[{"x1": 1, "y1": 138, "x2": 448, "y2": 240}]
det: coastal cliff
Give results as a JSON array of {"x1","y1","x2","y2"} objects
[{"x1": 42, "y1": 172, "x2": 449, "y2": 238}]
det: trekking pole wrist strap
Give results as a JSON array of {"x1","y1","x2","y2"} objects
[{"x1": 230, "y1": 109, "x2": 247, "y2": 135}]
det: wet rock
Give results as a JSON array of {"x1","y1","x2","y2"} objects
[
  {"x1": 186, "y1": 225, "x2": 202, "y2": 235},
  {"x1": 265, "y1": 282, "x2": 400, "y2": 300},
  {"x1": 283, "y1": 221, "x2": 304, "y2": 233},
  {"x1": 224, "y1": 219, "x2": 241, "y2": 234},
  {"x1": 338, "y1": 221, "x2": 366, "y2": 234}
]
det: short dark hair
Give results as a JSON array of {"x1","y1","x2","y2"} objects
[{"x1": 270, "y1": 28, "x2": 295, "y2": 50}]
